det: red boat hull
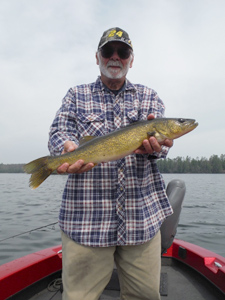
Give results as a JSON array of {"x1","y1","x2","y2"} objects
[
  {"x1": 0, "y1": 240, "x2": 224, "y2": 299},
  {"x1": 164, "y1": 239, "x2": 225, "y2": 295},
  {"x1": 0, "y1": 245, "x2": 62, "y2": 300}
]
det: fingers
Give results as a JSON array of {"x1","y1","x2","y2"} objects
[
  {"x1": 62, "y1": 141, "x2": 77, "y2": 154},
  {"x1": 134, "y1": 137, "x2": 173, "y2": 155},
  {"x1": 147, "y1": 113, "x2": 155, "y2": 120},
  {"x1": 67, "y1": 161, "x2": 95, "y2": 174},
  {"x1": 148, "y1": 137, "x2": 162, "y2": 152},
  {"x1": 57, "y1": 163, "x2": 70, "y2": 174},
  {"x1": 148, "y1": 136, "x2": 162, "y2": 154},
  {"x1": 57, "y1": 141, "x2": 95, "y2": 174},
  {"x1": 163, "y1": 139, "x2": 174, "y2": 148},
  {"x1": 57, "y1": 160, "x2": 95, "y2": 174},
  {"x1": 135, "y1": 137, "x2": 161, "y2": 154}
]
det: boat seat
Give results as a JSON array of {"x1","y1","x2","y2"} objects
[{"x1": 161, "y1": 179, "x2": 186, "y2": 254}]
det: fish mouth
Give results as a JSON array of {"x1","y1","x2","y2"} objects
[
  {"x1": 177, "y1": 119, "x2": 198, "y2": 135},
  {"x1": 182, "y1": 119, "x2": 198, "y2": 127},
  {"x1": 191, "y1": 120, "x2": 198, "y2": 128},
  {"x1": 185, "y1": 119, "x2": 198, "y2": 133}
]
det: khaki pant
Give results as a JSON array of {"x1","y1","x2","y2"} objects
[{"x1": 61, "y1": 231, "x2": 161, "y2": 300}]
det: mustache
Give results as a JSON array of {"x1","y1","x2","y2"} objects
[{"x1": 107, "y1": 61, "x2": 123, "y2": 68}]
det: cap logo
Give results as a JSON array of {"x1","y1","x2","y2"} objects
[{"x1": 108, "y1": 29, "x2": 123, "y2": 38}]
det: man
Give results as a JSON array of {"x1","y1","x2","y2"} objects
[{"x1": 48, "y1": 27, "x2": 173, "y2": 300}]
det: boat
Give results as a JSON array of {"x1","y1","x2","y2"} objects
[{"x1": 1, "y1": 180, "x2": 225, "y2": 300}]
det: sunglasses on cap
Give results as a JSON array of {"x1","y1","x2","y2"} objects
[{"x1": 100, "y1": 44, "x2": 132, "y2": 60}]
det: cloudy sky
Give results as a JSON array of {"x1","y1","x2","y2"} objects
[{"x1": 1, "y1": 0, "x2": 225, "y2": 164}]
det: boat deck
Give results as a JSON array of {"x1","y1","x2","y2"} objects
[{"x1": 15, "y1": 257, "x2": 224, "y2": 300}]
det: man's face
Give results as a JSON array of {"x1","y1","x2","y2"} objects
[{"x1": 96, "y1": 42, "x2": 134, "y2": 80}]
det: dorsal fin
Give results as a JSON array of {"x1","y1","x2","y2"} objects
[{"x1": 79, "y1": 136, "x2": 97, "y2": 146}]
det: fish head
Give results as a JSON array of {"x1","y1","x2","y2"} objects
[
  {"x1": 164, "y1": 118, "x2": 198, "y2": 139},
  {"x1": 152, "y1": 118, "x2": 198, "y2": 141}
]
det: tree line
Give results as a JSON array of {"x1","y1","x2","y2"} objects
[
  {"x1": 157, "y1": 154, "x2": 225, "y2": 173},
  {"x1": 0, "y1": 164, "x2": 25, "y2": 173},
  {"x1": 0, "y1": 154, "x2": 225, "y2": 173}
]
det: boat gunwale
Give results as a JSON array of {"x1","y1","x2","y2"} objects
[
  {"x1": 0, "y1": 246, "x2": 62, "y2": 300},
  {"x1": 0, "y1": 240, "x2": 225, "y2": 299},
  {"x1": 163, "y1": 239, "x2": 225, "y2": 295}
]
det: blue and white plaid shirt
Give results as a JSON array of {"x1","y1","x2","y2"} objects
[{"x1": 48, "y1": 77, "x2": 173, "y2": 247}]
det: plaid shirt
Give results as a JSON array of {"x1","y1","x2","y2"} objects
[{"x1": 48, "y1": 77, "x2": 173, "y2": 247}]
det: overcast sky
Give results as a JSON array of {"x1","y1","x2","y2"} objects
[{"x1": 1, "y1": 0, "x2": 225, "y2": 164}]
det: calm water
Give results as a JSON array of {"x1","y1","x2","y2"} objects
[{"x1": 0, "y1": 173, "x2": 225, "y2": 265}]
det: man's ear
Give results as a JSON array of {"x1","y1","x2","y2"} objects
[
  {"x1": 96, "y1": 52, "x2": 99, "y2": 65},
  {"x1": 129, "y1": 54, "x2": 134, "y2": 68}
]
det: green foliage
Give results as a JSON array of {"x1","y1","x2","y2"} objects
[{"x1": 157, "y1": 154, "x2": 225, "y2": 173}]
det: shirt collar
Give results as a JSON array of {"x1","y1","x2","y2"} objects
[{"x1": 92, "y1": 76, "x2": 137, "y2": 93}]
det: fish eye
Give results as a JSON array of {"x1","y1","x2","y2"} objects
[{"x1": 178, "y1": 118, "x2": 185, "y2": 123}]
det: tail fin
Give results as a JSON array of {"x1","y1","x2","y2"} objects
[{"x1": 23, "y1": 156, "x2": 53, "y2": 189}]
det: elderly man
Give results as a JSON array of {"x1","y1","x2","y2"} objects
[{"x1": 48, "y1": 27, "x2": 173, "y2": 300}]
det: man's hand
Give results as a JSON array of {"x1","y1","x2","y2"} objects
[
  {"x1": 57, "y1": 141, "x2": 95, "y2": 174},
  {"x1": 134, "y1": 114, "x2": 173, "y2": 155}
]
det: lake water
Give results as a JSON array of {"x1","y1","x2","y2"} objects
[{"x1": 0, "y1": 173, "x2": 225, "y2": 265}]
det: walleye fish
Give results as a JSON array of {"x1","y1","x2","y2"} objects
[{"x1": 24, "y1": 118, "x2": 198, "y2": 189}]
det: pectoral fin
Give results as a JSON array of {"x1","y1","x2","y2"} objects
[{"x1": 147, "y1": 131, "x2": 156, "y2": 137}]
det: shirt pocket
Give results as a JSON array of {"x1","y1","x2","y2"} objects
[
  {"x1": 126, "y1": 109, "x2": 148, "y2": 124},
  {"x1": 77, "y1": 112, "x2": 106, "y2": 137},
  {"x1": 126, "y1": 109, "x2": 139, "y2": 123}
]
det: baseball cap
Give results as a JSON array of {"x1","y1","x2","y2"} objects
[{"x1": 98, "y1": 27, "x2": 133, "y2": 50}]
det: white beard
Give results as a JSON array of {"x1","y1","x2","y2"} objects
[{"x1": 97, "y1": 53, "x2": 132, "y2": 79}]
